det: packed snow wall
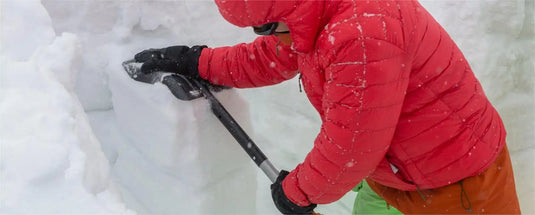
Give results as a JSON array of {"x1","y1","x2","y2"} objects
[
  {"x1": 0, "y1": 0, "x2": 131, "y2": 214},
  {"x1": 39, "y1": 0, "x2": 259, "y2": 214}
]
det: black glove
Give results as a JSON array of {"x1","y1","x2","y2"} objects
[
  {"x1": 134, "y1": 45, "x2": 206, "y2": 78},
  {"x1": 271, "y1": 170, "x2": 317, "y2": 214}
]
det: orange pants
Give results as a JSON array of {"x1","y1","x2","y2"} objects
[{"x1": 367, "y1": 146, "x2": 521, "y2": 214}]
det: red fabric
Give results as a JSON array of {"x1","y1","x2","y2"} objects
[{"x1": 199, "y1": 0, "x2": 506, "y2": 207}]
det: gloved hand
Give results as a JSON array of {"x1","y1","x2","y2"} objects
[
  {"x1": 271, "y1": 170, "x2": 317, "y2": 214},
  {"x1": 134, "y1": 45, "x2": 206, "y2": 78}
]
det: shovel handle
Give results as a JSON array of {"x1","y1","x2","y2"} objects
[
  {"x1": 162, "y1": 76, "x2": 319, "y2": 213},
  {"x1": 192, "y1": 79, "x2": 280, "y2": 183},
  {"x1": 161, "y1": 75, "x2": 203, "y2": 101}
]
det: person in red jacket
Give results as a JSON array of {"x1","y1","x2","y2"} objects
[{"x1": 133, "y1": 0, "x2": 521, "y2": 214}]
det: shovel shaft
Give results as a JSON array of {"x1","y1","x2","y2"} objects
[
  {"x1": 259, "y1": 159, "x2": 280, "y2": 183},
  {"x1": 192, "y1": 80, "x2": 280, "y2": 183}
]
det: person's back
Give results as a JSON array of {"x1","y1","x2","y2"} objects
[{"x1": 360, "y1": 0, "x2": 507, "y2": 191}]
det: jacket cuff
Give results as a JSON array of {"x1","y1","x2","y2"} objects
[
  {"x1": 282, "y1": 165, "x2": 313, "y2": 206},
  {"x1": 197, "y1": 48, "x2": 213, "y2": 81}
]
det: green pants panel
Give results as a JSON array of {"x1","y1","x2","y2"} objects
[{"x1": 352, "y1": 180, "x2": 402, "y2": 215}]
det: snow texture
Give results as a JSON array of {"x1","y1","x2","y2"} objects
[{"x1": 1, "y1": 0, "x2": 533, "y2": 214}]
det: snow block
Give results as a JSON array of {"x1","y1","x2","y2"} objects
[{"x1": 109, "y1": 67, "x2": 257, "y2": 214}]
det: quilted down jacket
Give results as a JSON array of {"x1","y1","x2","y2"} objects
[{"x1": 198, "y1": 0, "x2": 506, "y2": 206}]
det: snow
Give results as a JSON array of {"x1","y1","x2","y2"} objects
[
  {"x1": 1, "y1": 0, "x2": 533, "y2": 214},
  {"x1": 0, "y1": 2, "x2": 130, "y2": 212}
]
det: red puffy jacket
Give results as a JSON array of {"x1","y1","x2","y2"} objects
[{"x1": 198, "y1": 0, "x2": 506, "y2": 206}]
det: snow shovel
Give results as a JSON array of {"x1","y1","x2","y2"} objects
[{"x1": 122, "y1": 59, "x2": 280, "y2": 182}]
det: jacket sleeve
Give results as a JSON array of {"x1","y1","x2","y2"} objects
[
  {"x1": 282, "y1": 38, "x2": 410, "y2": 206},
  {"x1": 198, "y1": 35, "x2": 298, "y2": 88}
]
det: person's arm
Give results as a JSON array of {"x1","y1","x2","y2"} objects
[
  {"x1": 283, "y1": 39, "x2": 410, "y2": 206},
  {"x1": 198, "y1": 35, "x2": 298, "y2": 88}
]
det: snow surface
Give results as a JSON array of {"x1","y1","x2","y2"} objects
[{"x1": 1, "y1": 0, "x2": 533, "y2": 214}]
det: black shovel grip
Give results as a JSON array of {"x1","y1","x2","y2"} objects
[{"x1": 162, "y1": 75, "x2": 203, "y2": 101}]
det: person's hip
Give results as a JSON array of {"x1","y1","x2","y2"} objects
[{"x1": 366, "y1": 146, "x2": 521, "y2": 214}]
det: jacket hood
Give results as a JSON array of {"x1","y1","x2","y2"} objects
[{"x1": 214, "y1": 0, "x2": 340, "y2": 52}]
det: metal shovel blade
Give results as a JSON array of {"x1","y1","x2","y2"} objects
[
  {"x1": 121, "y1": 59, "x2": 203, "y2": 100},
  {"x1": 122, "y1": 59, "x2": 165, "y2": 84}
]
